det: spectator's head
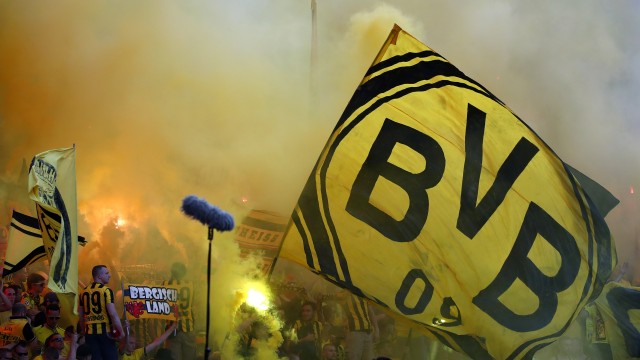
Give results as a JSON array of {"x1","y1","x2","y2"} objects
[
  {"x1": 76, "y1": 344, "x2": 92, "y2": 360},
  {"x1": 64, "y1": 325, "x2": 74, "y2": 340},
  {"x1": 44, "y1": 333, "x2": 65, "y2": 351},
  {"x1": 26, "y1": 272, "x2": 46, "y2": 295},
  {"x1": 11, "y1": 341, "x2": 29, "y2": 360},
  {"x1": 300, "y1": 301, "x2": 316, "y2": 321},
  {"x1": 91, "y1": 265, "x2": 110, "y2": 284},
  {"x1": 321, "y1": 343, "x2": 338, "y2": 360},
  {"x1": 8, "y1": 285, "x2": 22, "y2": 303},
  {"x1": 45, "y1": 303, "x2": 62, "y2": 329},
  {"x1": 43, "y1": 292, "x2": 59, "y2": 307},
  {"x1": 11, "y1": 303, "x2": 27, "y2": 317},
  {"x1": 170, "y1": 262, "x2": 186, "y2": 280},
  {"x1": 2, "y1": 287, "x2": 16, "y2": 305},
  {"x1": 121, "y1": 330, "x2": 137, "y2": 353},
  {"x1": 42, "y1": 347, "x2": 59, "y2": 360}
]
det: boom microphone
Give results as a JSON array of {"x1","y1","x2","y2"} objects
[
  {"x1": 182, "y1": 195, "x2": 234, "y2": 360},
  {"x1": 181, "y1": 195, "x2": 234, "y2": 231}
]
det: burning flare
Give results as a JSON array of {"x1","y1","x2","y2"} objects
[{"x1": 246, "y1": 288, "x2": 269, "y2": 312}]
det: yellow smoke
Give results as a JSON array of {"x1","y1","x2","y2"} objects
[{"x1": 1, "y1": 1, "x2": 639, "y2": 357}]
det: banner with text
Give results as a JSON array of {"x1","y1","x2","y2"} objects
[
  {"x1": 235, "y1": 209, "x2": 287, "y2": 275},
  {"x1": 123, "y1": 283, "x2": 179, "y2": 320}
]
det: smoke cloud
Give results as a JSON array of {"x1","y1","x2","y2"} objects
[{"x1": 1, "y1": 0, "x2": 639, "y2": 357}]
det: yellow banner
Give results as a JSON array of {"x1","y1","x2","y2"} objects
[
  {"x1": 28, "y1": 147, "x2": 79, "y2": 314},
  {"x1": 278, "y1": 25, "x2": 615, "y2": 359},
  {"x1": 235, "y1": 209, "x2": 287, "y2": 274},
  {"x1": 123, "y1": 283, "x2": 179, "y2": 321}
]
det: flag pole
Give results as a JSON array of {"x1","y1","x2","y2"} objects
[
  {"x1": 310, "y1": 0, "x2": 317, "y2": 93},
  {"x1": 309, "y1": 0, "x2": 318, "y2": 119},
  {"x1": 121, "y1": 282, "x2": 129, "y2": 336},
  {"x1": 204, "y1": 226, "x2": 214, "y2": 360}
]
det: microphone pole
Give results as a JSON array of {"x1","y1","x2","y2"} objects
[
  {"x1": 180, "y1": 195, "x2": 234, "y2": 360},
  {"x1": 205, "y1": 226, "x2": 213, "y2": 360}
]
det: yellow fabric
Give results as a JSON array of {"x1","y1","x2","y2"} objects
[
  {"x1": 34, "y1": 325, "x2": 65, "y2": 346},
  {"x1": 121, "y1": 347, "x2": 145, "y2": 360},
  {"x1": 278, "y1": 25, "x2": 615, "y2": 360},
  {"x1": 28, "y1": 147, "x2": 79, "y2": 315},
  {"x1": 0, "y1": 317, "x2": 30, "y2": 346},
  {"x1": 57, "y1": 291, "x2": 80, "y2": 330},
  {"x1": 0, "y1": 311, "x2": 9, "y2": 325},
  {"x1": 592, "y1": 282, "x2": 640, "y2": 359},
  {"x1": 5, "y1": 210, "x2": 47, "y2": 274}
]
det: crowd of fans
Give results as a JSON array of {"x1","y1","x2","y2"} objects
[
  {"x1": 0, "y1": 262, "x2": 469, "y2": 360},
  {"x1": 0, "y1": 270, "x2": 87, "y2": 359},
  {"x1": 0, "y1": 264, "x2": 189, "y2": 360},
  {"x1": 228, "y1": 278, "x2": 469, "y2": 360},
  {"x1": 0, "y1": 259, "x2": 635, "y2": 359}
]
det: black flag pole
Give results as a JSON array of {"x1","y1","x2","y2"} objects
[
  {"x1": 205, "y1": 226, "x2": 214, "y2": 360},
  {"x1": 181, "y1": 195, "x2": 234, "y2": 360}
]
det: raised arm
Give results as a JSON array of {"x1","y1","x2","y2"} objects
[
  {"x1": 144, "y1": 310, "x2": 179, "y2": 353},
  {"x1": 106, "y1": 302, "x2": 124, "y2": 339},
  {"x1": 144, "y1": 320, "x2": 178, "y2": 353},
  {"x1": 77, "y1": 302, "x2": 85, "y2": 334},
  {"x1": 65, "y1": 333, "x2": 79, "y2": 360}
]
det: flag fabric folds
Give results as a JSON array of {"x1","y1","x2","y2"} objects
[
  {"x1": 28, "y1": 147, "x2": 79, "y2": 308},
  {"x1": 4, "y1": 210, "x2": 47, "y2": 276},
  {"x1": 586, "y1": 282, "x2": 640, "y2": 359},
  {"x1": 277, "y1": 25, "x2": 616, "y2": 359},
  {"x1": 3, "y1": 210, "x2": 87, "y2": 276}
]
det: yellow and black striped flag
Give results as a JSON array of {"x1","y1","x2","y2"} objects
[
  {"x1": 4, "y1": 210, "x2": 47, "y2": 275},
  {"x1": 277, "y1": 25, "x2": 616, "y2": 359}
]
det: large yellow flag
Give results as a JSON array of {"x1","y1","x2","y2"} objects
[
  {"x1": 28, "y1": 147, "x2": 79, "y2": 312},
  {"x1": 277, "y1": 25, "x2": 616, "y2": 359}
]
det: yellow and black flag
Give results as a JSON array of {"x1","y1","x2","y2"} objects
[
  {"x1": 277, "y1": 25, "x2": 616, "y2": 359},
  {"x1": 28, "y1": 147, "x2": 79, "y2": 313},
  {"x1": 4, "y1": 210, "x2": 47, "y2": 275}
]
